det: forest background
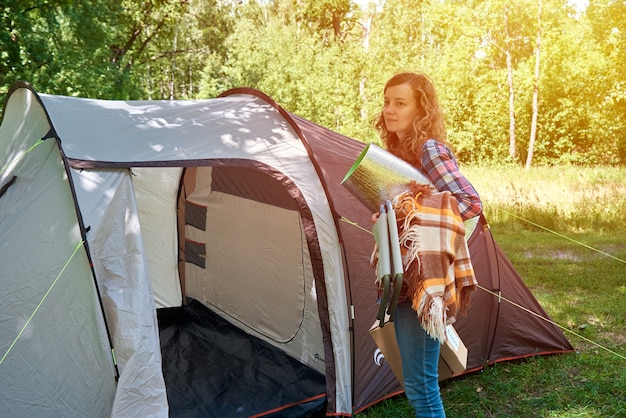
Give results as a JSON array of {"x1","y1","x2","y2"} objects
[
  {"x1": 2, "y1": 2, "x2": 625, "y2": 416},
  {"x1": 2, "y1": 0, "x2": 625, "y2": 167}
]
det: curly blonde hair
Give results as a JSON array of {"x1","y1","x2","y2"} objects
[{"x1": 375, "y1": 72, "x2": 448, "y2": 167}]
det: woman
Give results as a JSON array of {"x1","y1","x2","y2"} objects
[{"x1": 375, "y1": 72, "x2": 482, "y2": 417}]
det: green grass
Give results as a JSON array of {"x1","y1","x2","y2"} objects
[
  {"x1": 464, "y1": 165, "x2": 626, "y2": 235},
  {"x1": 355, "y1": 166, "x2": 626, "y2": 418}
]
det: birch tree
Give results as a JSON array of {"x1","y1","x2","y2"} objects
[{"x1": 525, "y1": 0, "x2": 542, "y2": 168}]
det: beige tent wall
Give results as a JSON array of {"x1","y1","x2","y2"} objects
[
  {"x1": 183, "y1": 166, "x2": 325, "y2": 373},
  {"x1": 133, "y1": 167, "x2": 183, "y2": 308}
]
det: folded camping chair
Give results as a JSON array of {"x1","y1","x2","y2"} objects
[{"x1": 374, "y1": 200, "x2": 403, "y2": 327}]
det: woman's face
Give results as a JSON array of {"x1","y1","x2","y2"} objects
[{"x1": 383, "y1": 83, "x2": 420, "y2": 139}]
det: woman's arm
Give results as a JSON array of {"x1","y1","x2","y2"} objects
[{"x1": 421, "y1": 139, "x2": 482, "y2": 221}]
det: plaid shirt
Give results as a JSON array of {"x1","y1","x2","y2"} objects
[{"x1": 420, "y1": 139, "x2": 482, "y2": 220}]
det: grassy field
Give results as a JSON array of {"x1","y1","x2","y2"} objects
[{"x1": 356, "y1": 166, "x2": 626, "y2": 417}]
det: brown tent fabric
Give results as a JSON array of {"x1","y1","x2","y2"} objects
[
  {"x1": 281, "y1": 109, "x2": 574, "y2": 413},
  {"x1": 461, "y1": 215, "x2": 574, "y2": 369}
]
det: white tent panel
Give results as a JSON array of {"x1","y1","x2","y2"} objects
[
  {"x1": 71, "y1": 168, "x2": 168, "y2": 417},
  {"x1": 0, "y1": 88, "x2": 117, "y2": 416},
  {"x1": 38, "y1": 94, "x2": 291, "y2": 164}
]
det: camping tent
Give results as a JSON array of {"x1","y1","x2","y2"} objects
[{"x1": 0, "y1": 81, "x2": 573, "y2": 417}]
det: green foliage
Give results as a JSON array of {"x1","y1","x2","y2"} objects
[
  {"x1": 0, "y1": 0, "x2": 234, "y2": 100},
  {"x1": 200, "y1": 0, "x2": 370, "y2": 141},
  {"x1": 1, "y1": 1, "x2": 123, "y2": 97},
  {"x1": 1, "y1": 0, "x2": 625, "y2": 165},
  {"x1": 110, "y1": 0, "x2": 235, "y2": 100}
]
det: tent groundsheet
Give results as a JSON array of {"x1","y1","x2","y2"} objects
[{"x1": 158, "y1": 298, "x2": 327, "y2": 418}]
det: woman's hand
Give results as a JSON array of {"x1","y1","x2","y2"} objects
[{"x1": 371, "y1": 212, "x2": 380, "y2": 223}]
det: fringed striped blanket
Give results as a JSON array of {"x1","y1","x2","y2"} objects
[{"x1": 372, "y1": 181, "x2": 477, "y2": 343}]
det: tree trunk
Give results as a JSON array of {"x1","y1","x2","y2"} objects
[
  {"x1": 360, "y1": 12, "x2": 373, "y2": 121},
  {"x1": 507, "y1": 51, "x2": 517, "y2": 161},
  {"x1": 504, "y1": 4, "x2": 517, "y2": 161},
  {"x1": 526, "y1": 0, "x2": 542, "y2": 169}
]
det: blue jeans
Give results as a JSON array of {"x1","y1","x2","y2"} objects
[{"x1": 394, "y1": 302, "x2": 446, "y2": 418}]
